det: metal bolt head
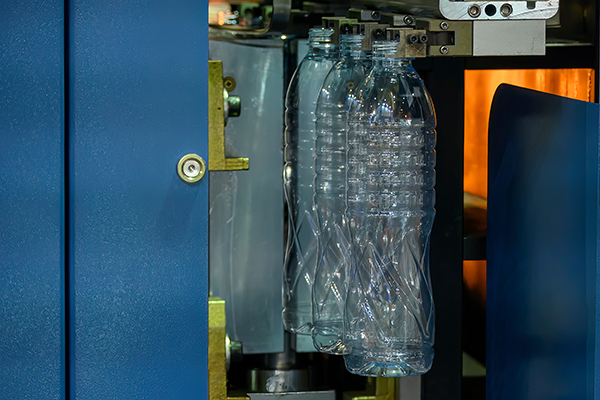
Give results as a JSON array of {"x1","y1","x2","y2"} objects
[
  {"x1": 371, "y1": 10, "x2": 380, "y2": 19},
  {"x1": 223, "y1": 76, "x2": 236, "y2": 92},
  {"x1": 177, "y1": 154, "x2": 206, "y2": 183},
  {"x1": 468, "y1": 4, "x2": 481, "y2": 17},
  {"x1": 439, "y1": 46, "x2": 449, "y2": 55},
  {"x1": 500, "y1": 3, "x2": 513, "y2": 16},
  {"x1": 408, "y1": 35, "x2": 418, "y2": 44},
  {"x1": 403, "y1": 15, "x2": 414, "y2": 25},
  {"x1": 440, "y1": 21, "x2": 449, "y2": 30}
]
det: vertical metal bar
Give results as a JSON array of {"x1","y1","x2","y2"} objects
[{"x1": 0, "y1": 1, "x2": 66, "y2": 398}]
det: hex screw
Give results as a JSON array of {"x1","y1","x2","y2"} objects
[
  {"x1": 440, "y1": 21, "x2": 449, "y2": 30},
  {"x1": 420, "y1": 34, "x2": 428, "y2": 43},
  {"x1": 371, "y1": 10, "x2": 380, "y2": 19},
  {"x1": 403, "y1": 15, "x2": 414, "y2": 25},
  {"x1": 408, "y1": 35, "x2": 418, "y2": 44},
  {"x1": 439, "y1": 46, "x2": 449, "y2": 55}
]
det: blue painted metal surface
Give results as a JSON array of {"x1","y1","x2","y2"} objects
[
  {"x1": 487, "y1": 84, "x2": 600, "y2": 399},
  {"x1": 68, "y1": 1, "x2": 209, "y2": 398},
  {"x1": 0, "y1": 1, "x2": 66, "y2": 399}
]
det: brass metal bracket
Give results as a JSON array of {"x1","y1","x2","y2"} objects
[
  {"x1": 209, "y1": 61, "x2": 249, "y2": 171},
  {"x1": 209, "y1": 297, "x2": 250, "y2": 400},
  {"x1": 417, "y1": 19, "x2": 473, "y2": 56}
]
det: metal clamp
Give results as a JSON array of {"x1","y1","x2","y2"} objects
[{"x1": 209, "y1": 60, "x2": 249, "y2": 171}]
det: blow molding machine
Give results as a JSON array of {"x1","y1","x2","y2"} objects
[{"x1": 0, "y1": 0, "x2": 598, "y2": 399}]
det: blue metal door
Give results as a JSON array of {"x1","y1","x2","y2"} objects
[
  {"x1": 1, "y1": 2, "x2": 209, "y2": 398},
  {"x1": 0, "y1": 1, "x2": 66, "y2": 398}
]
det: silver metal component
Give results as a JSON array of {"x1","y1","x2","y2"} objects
[
  {"x1": 500, "y1": 3, "x2": 514, "y2": 17},
  {"x1": 248, "y1": 391, "x2": 335, "y2": 400},
  {"x1": 404, "y1": 15, "x2": 414, "y2": 25},
  {"x1": 473, "y1": 20, "x2": 545, "y2": 56},
  {"x1": 371, "y1": 10, "x2": 380, "y2": 19},
  {"x1": 249, "y1": 370, "x2": 311, "y2": 393},
  {"x1": 439, "y1": 45, "x2": 449, "y2": 54},
  {"x1": 177, "y1": 154, "x2": 206, "y2": 183},
  {"x1": 209, "y1": 38, "x2": 284, "y2": 354},
  {"x1": 440, "y1": 21, "x2": 449, "y2": 30},
  {"x1": 468, "y1": 5, "x2": 482, "y2": 18},
  {"x1": 439, "y1": 0, "x2": 558, "y2": 20}
]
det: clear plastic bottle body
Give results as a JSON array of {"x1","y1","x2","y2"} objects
[
  {"x1": 344, "y1": 42, "x2": 436, "y2": 377},
  {"x1": 283, "y1": 29, "x2": 339, "y2": 334},
  {"x1": 312, "y1": 35, "x2": 371, "y2": 354}
]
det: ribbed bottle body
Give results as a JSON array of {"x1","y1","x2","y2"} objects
[
  {"x1": 283, "y1": 29, "x2": 339, "y2": 334},
  {"x1": 344, "y1": 43, "x2": 436, "y2": 377},
  {"x1": 312, "y1": 35, "x2": 370, "y2": 354}
]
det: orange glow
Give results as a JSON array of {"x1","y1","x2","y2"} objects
[
  {"x1": 463, "y1": 69, "x2": 594, "y2": 304},
  {"x1": 464, "y1": 69, "x2": 594, "y2": 199}
]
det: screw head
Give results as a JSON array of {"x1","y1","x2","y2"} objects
[
  {"x1": 403, "y1": 15, "x2": 414, "y2": 25},
  {"x1": 500, "y1": 3, "x2": 513, "y2": 16},
  {"x1": 177, "y1": 154, "x2": 207, "y2": 183},
  {"x1": 468, "y1": 4, "x2": 482, "y2": 17},
  {"x1": 371, "y1": 10, "x2": 380, "y2": 19},
  {"x1": 440, "y1": 21, "x2": 449, "y2": 30},
  {"x1": 439, "y1": 46, "x2": 449, "y2": 55}
]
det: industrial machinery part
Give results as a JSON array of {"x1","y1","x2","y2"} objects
[{"x1": 209, "y1": 60, "x2": 249, "y2": 171}]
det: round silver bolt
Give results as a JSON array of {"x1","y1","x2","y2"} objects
[
  {"x1": 440, "y1": 21, "x2": 449, "y2": 30},
  {"x1": 439, "y1": 46, "x2": 449, "y2": 55},
  {"x1": 468, "y1": 4, "x2": 481, "y2": 18},
  {"x1": 403, "y1": 15, "x2": 414, "y2": 25},
  {"x1": 500, "y1": 3, "x2": 513, "y2": 16},
  {"x1": 177, "y1": 154, "x2": 206, "y2": 183}
]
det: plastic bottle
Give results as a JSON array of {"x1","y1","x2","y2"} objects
[
  {"x1": 312, "y1": 34, "x2": 371, "y2": 354},
  {"x1": 344, "y1": 41, "x2": 436, "y2": 377},
  {"x1": 283, "y1": 28, "x2": 339, "y2": 335}
]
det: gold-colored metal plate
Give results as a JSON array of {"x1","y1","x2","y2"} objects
[
  {"x1": 209, "y1": 60, "x2": 249, "y2": 171},
  {"x1": 209, "y1": 297, "x2": 250, "y2": 400},
  {"x1": 209, "y1": 297, "x2": 227, "y2": 400}
]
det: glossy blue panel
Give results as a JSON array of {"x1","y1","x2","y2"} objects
[
  {"x1": 487, "y1": 85, "x2": 599, "y2": 400},
  {"x1": 68, "y1": 1, "x2": 208, "y2": 398},
  {"x1": 0, "y1": 1, "x2": 65, "y2": 398}
]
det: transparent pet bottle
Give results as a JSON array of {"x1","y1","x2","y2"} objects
[
  {"x1": 344, "y1": 41, "x2": 436, "y2": 376},
  {"x1": 312, "y1": 34, "x2": 371, "y2": 354},
  {"x1": 283, "y1": 28, "x2": 339, "y2": 334}
]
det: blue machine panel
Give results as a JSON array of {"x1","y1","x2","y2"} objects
[
  {"x1": 68, "y1": 1, "x2": 209, "y2": 398},
  {"x1": 487, "y1": 85, "x2": 600, "y2": 399},
  {"x1": 0, "y1": 2, "x2": 65, "y2": 398}
]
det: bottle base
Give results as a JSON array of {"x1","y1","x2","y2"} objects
[
  {"x1": 344, "y1": 346, "x2": 433, "y2": 377},
  {"x1": 282, "y1": 310, "x2": 312, "y2": 335},
  {"x1": 312, "y1": 321, "x2": 349, "y2": 355}
]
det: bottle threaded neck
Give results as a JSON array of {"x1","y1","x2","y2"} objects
[
  {"x1": 308, "y1": 28, "x2": 334, "y2": 44},
  {"x1": 372, "y1": 40, "x2": 400, "y2": 57},
  {"x1": 339, "y1": 34, "x2": 364, "y2": 51}
]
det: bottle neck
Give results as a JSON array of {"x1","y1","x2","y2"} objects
[
  {"x1": 341, "y1": 48, "x2": 370, "y2": 61},
  {"x1": 372, "y1": 56, "x2": 412, "y2": 69},
  {"x1": 308, "y1": 43, "x2": 339, "y2": 58}
]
